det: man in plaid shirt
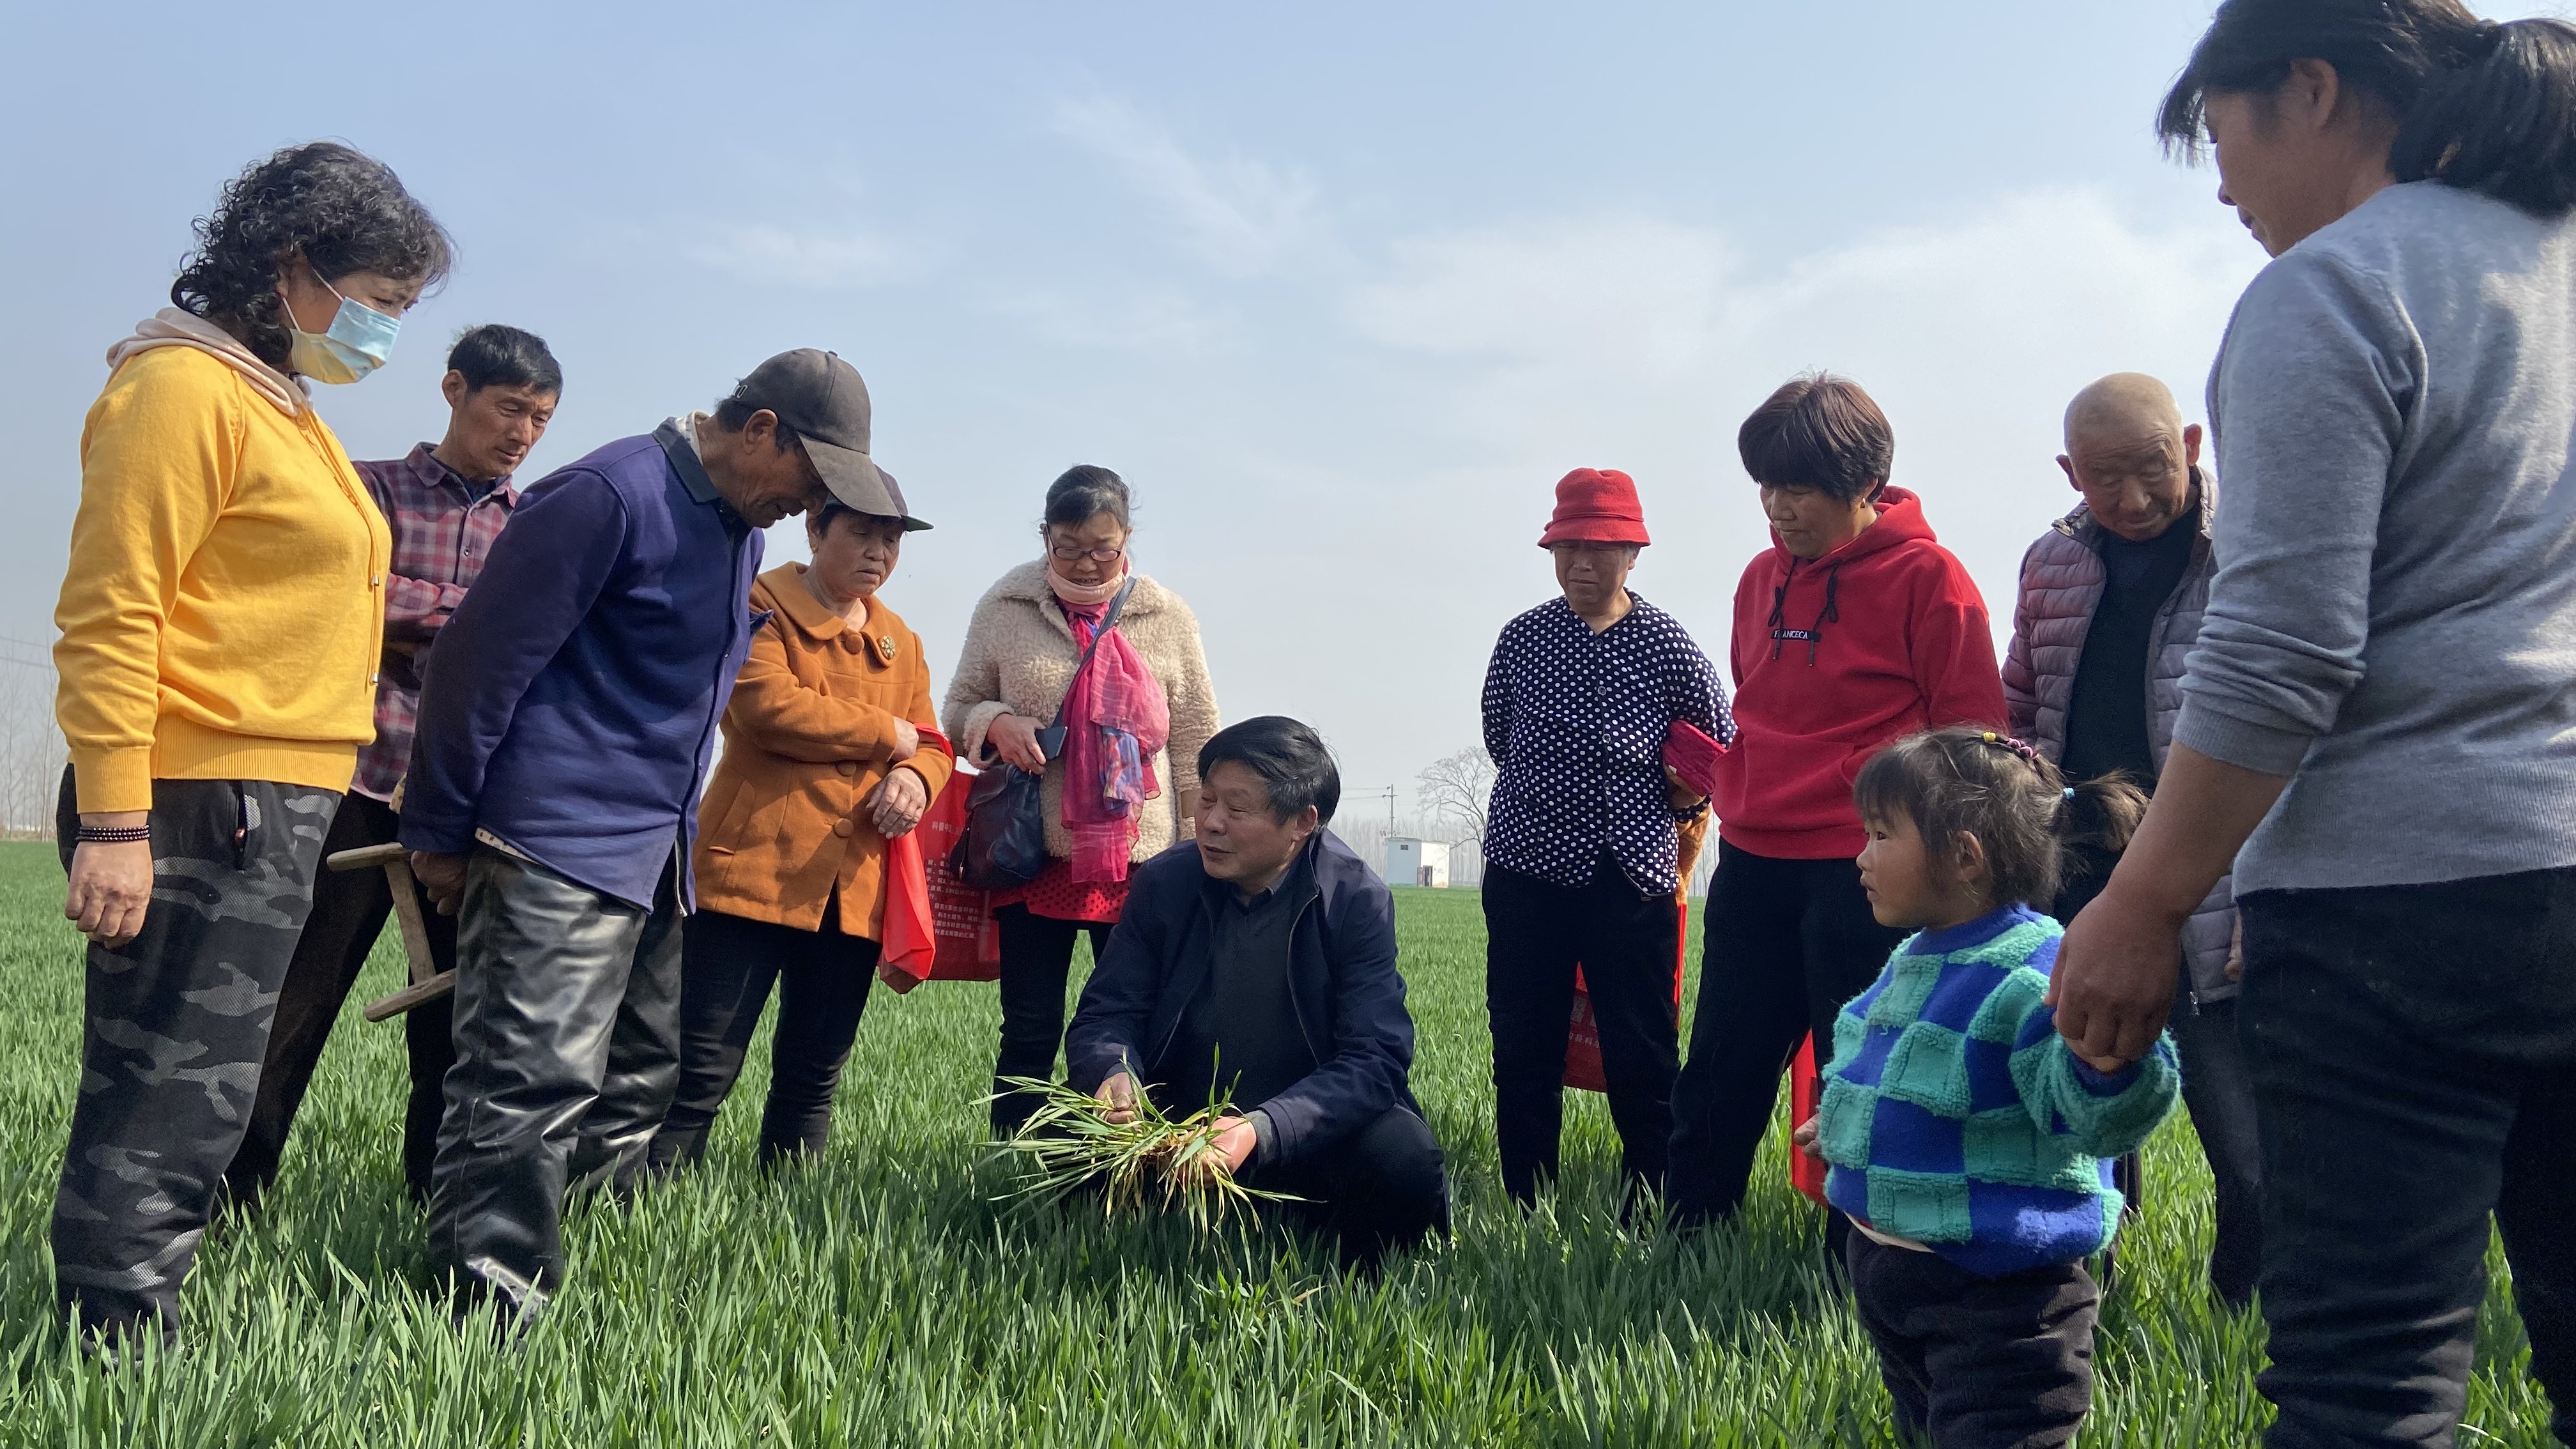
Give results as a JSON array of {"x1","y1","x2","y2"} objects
[{"x1": 222, "y1": 324, "x2": 563, "y2": 1210}]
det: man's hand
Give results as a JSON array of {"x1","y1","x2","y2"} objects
[
  {"x1": 2049, "y1": 882, "x2": 2185, "y2": 1070},
  {"x1": 887, "y1": 717, "x2": 921, "y2": 763},
  {"x1": 64, "y1": 815, "x2": 153, "y2": 947},
  {"x1": 1176, "y1": 1114, "x2": 1259, "y2": 1185},
  {"x1": 1792, "y1": 1114, "x2": 1823, "y2": 1161},
  {"x1": 2227, "y1": 917, "x2": 2246, "y2": 983},
  {"x1": 986, "y1": 714, "x2": 1050, "y2": 774},
  {"x1": 409, "y1": 851, "x2": 470, "y2": 916},
  {"x1": 865, "y1": 767, "x2": 930, "y2": 838},
  {"x1": 1096, "y1": 1071, "x2": 1138, "y2": 1125}
]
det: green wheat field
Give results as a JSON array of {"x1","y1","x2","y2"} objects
[{"x1": 0, "y1": 840, "x2": 2556, "y2": 1446}]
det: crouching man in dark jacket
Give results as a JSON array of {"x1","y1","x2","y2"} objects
[{"x1": 1064, "y1": 715, "x2": 1449, "y2": 1268}]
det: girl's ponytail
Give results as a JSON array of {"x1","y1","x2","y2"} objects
[
  {"x1": 2392, "y1": 18, "x2": 2576, "y2": 217},
  {"x1": 2058, "y1": 772, "x2": 2150, "y2": 858}
]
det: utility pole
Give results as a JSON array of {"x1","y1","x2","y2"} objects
[{"x1": 1361, "y1": 785, "x2": 1398, "y2": 838}]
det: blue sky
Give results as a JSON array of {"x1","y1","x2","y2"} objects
[{"x1": 1, "y1": 1, "x2": 2376, "y2": 809}]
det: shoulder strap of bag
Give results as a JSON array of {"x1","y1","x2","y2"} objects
[{"x1": 1045, "y1": 577, "x2": 1139, "y2": 731}]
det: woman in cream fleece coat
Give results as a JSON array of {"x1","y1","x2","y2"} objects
[{"x1": 942, "y1": 466, "x2": 1220, "y2": 1134}]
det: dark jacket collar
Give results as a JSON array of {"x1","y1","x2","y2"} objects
[
  {"x1": 654, "y1": 419, "x2": 722, "y2": 505},
  {"x1": 654, "y1": 418, "x2": 750, "y2": 536}
]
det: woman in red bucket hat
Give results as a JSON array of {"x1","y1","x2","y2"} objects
[{"x1": 1478, "y1": 468, "x2": 1734, "y2": 1211}]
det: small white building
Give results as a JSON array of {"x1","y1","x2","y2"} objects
[{"x1": 1386, "y1": 836, "x2": 1452, "y2": 888}]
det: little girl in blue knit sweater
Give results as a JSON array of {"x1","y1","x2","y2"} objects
[{"x1": 1795, "y1": 727, "x2": 2180, "y2": 1449}]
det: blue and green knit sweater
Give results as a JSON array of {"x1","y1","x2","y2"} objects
[{"x1": 1816, "y1": 904, "x2": 2181, "y2": 1278}]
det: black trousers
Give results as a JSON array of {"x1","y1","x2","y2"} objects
[
  {"x1": 2053, "y1": 846, "x2": 2263, "y2": 1308},
  {"x1": 222, "y1": 792, "x2": 457, "y2": 1208},
  {"x1": 1234, "y1": 1107, "x2": 1451, "y2": 1270},
  {"x1": 2167, "y1": 999, "x2": 2263, "y2": 1307},
  {"x1": 1847, "y1": 1234, "x2": 2100, "y2": 1449},
  {"x1": 990, "y1": 903, "x2": 1112, "y2": 1137},
  {"x1": 2240, "y1": 869, "x2": 2576, "y2": 1448},
  {"x1": 50, "y1": 773, "x2": 338, "y2": 1346},
  {"x1": 648, "y1": 907, "x2": 878, "y2": 1170},
  {"x1": 427, "y1": 846, "x2": 684, "y2": 1319},
  {"x1": 1482, "y1": 855, "x2": 1682, "y2": 1206},
  {"x1": 1668, "y1": 843, "x2": 1908, "y2": 1227}
]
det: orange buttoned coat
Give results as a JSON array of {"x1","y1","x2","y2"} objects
[{"x1": 693, "y1": 564, "x2": 956, "y2": 940}]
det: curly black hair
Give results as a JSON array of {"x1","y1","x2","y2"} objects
[{"x1": 171, "y1": 141, "x2": 454, "y2": 372}]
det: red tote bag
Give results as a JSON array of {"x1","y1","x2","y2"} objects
[{"x1": 879, "y1": 759, "x2": 1004, "y2": 993}]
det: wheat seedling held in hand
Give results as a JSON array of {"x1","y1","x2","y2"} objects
[{"x1": 986, "y1": 1075, "x2": 1301, "y2": 1232}]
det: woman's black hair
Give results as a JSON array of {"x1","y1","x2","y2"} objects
[
  {"x1": 171, "y1": 141, "x2": 453, "y2": 373},
  {"x1": 2158, "y1": 1, "x2": 2576, "y2": 218},
  {"x1": 447, "y1": 323, "x2": 562, "y2": 396},
  {"x1": 1043, "y1": 464, "x2": 1133, "y2": 531},
  {"x1": 1199, "y1": 716, "x2": 1341, "y2": 826},
  {"x1": 1738, "y1": 372, "x2": 1894, "y2": 505},
  {"x1": 1853, "y1": 728, "x2": 2149, "y2": 912}
]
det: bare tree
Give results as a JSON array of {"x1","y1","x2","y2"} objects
[
  {"x1": 1414, "y1": 746, "x2": 1494, "y2": 848},
  {"x1": 0, "y1": 647, "x2": 63, "y2": 837}
]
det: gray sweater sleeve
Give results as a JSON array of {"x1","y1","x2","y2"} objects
[{"x1": 2172, "y1": 252, "x2": 2418, "y2": 776}]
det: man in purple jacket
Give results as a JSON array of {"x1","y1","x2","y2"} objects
[
  {"x1": 224, "y1": 323, "x2": 559, "y2": 1213},
  {"x1": 401, "y1": 349, "x2": 894, "y2": 1324}
]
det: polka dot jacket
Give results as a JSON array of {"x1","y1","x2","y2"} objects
[{"x1": 1480, "y1": 593, "x2": 1735, "y2": 894}]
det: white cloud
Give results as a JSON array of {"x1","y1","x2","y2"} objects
[
  {"x1": 1186, "y1": 187, "x2": 2269, "y2": 793},
  {"x1": 979, "y1": 282, "x2": 1229, "y2": 353},
  {"x1": 684, "y1": 222, "x2": 911, "y2": 289},
  {"x1": 1050, "y1": 96, "x2": 1322, "y2": 276},
  {"x1": 1347, "y1": 215, "x2": 1736, "y2": 375}
]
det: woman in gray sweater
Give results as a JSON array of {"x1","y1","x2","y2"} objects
[{"x1": 2049, "y1": 4, "x2": 2576, "y2": 1444}]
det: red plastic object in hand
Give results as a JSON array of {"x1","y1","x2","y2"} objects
[
  {"x1": 877, "y1": 736, "x2": 1004, "y2": 993},
  {"x1": 1662, "y1": 720, "x2": 1727, "y2": 802},
  {"x1": 1788, "y1": 1033, "x2": 1828, "y2": 1206}
]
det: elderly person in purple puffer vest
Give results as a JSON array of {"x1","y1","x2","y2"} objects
[{"x1": 2000, "y1": 371, "x2": 2258, "y2": 1309}]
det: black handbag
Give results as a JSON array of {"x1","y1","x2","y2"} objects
[{"x1": 956, "y1": 580, "x2": 1137, "y2": 889}]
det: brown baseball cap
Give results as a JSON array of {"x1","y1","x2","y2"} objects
[{"x1": 739, "y1": 348, "x2": 931, "y2": 530}]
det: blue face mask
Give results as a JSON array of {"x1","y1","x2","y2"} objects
[{"x1": 284, "y1": 272, "x2": 401, "y2": 384}]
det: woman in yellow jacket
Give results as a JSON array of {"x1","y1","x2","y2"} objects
[
  {"x1": 647, "y1": 487, "x2": 953, "y2": 1171},
  {"x1": 49, "y1": 142, "x2": 449, "y2": 1349}
]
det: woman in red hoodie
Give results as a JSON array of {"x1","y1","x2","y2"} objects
[{"x1": 1666, "y1": 373, "x2": 2008, "y2": 1234}]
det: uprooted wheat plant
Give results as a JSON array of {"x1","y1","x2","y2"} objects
[{"x1": 987, "y1": 1075, "x2": 1303, "y2": 1230}]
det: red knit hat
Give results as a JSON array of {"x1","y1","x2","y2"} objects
[{"x1": 1537, "y1": 468, "x2": 1651, "y2": 548}]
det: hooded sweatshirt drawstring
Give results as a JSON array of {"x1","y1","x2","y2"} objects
[{"x1": 1768, "y1": 561, "x2": 1843, "y2": 664}]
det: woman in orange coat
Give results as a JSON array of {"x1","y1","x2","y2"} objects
[{"x1": 647, "y1": 488, "x2": 951, "y2": 1169}]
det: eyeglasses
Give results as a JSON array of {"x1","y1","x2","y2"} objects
[{"x1": 1049, "y1": 543, "x2": 1126, "y2": 563}]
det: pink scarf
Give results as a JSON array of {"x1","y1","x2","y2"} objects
[{"x1": 1054, "y1": 578, "x2": 1169, "y2": 883}]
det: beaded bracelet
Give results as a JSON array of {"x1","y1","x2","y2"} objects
[{"x1": 76, "y1": 825, "x2": 151, "y2": 845}]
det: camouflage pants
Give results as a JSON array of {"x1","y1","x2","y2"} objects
[{"x1": 51, "y1": 773, "x2": 338, "y2": 1346}]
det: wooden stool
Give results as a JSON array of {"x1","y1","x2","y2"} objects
[{"x1": 323, "y1": 841, "x2": 456, "y2": 1022}]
